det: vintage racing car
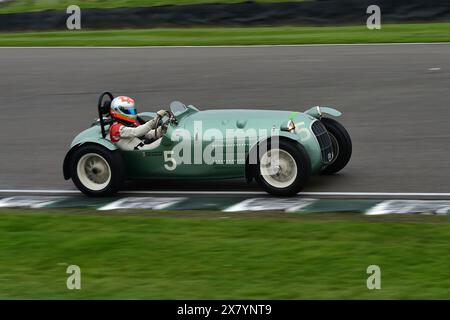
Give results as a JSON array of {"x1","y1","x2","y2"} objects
[{"x1": 63, "y1": 92, "x2": 352, "y2": 196}]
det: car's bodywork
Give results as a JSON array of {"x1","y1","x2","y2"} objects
[{"x1": 63, "y1": 103, "x2": 340, "y2": 182}]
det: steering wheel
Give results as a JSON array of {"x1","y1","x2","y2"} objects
[
  {"x1": 147, "y1": 110, "x2": 177, "y2": 140},
  {"x1": 154, "y1": 110, "x2": 178, "y2": 129}
]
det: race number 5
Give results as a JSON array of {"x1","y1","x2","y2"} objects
[{"x1": 164, "y1": 151, "x2": 177, "y2": 171}]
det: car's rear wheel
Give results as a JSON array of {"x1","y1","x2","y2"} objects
[
  {"x1": 255, "y1": 139, "x2": 311, "y2": 196},
  {"x1": 320, "y1": 118, "x2": 352, "y2": 175},
  {"x1": 70, "y1": 144, "x2": 123, "y2": 196}
]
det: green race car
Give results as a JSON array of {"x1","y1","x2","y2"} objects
[{"x1": 63, "y1": 92, "x2": 352, "y2": 196}]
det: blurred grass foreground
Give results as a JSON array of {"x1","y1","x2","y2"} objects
[{"x1": 0, "y1": 209, "x2": 449, "y2": 299}]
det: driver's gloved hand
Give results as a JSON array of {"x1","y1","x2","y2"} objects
[{"x1": 156, "y1": 109, "x2": 168, "y2": 118}]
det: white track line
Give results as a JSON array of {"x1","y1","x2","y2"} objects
[
  {"x1": 1, "y1": 43, "x2": 450, "y2": 49},
  {"x1": 0, "y1": 189, "x2": 449, "y2": 197},
  {"x1": 302, "y1": 192, "x2": 450, "y2": 197},
  {"x1": 0, "y1": 189, "x2": 80, "y2": 194}
]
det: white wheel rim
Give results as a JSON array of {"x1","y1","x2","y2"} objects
[
  {"x1": 76, "y1": 153, "x2": 111, "y2": 191},
  {"x1": 260, "y1": 148, "x2": 298, "y2": 189}
]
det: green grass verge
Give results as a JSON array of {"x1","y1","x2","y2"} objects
[
  {"x1": 0, "y1": 209, "x2": 449, "y2": 299},
  {"x1": 0, "y1": 0, "x2": 306, "y2": 14},
  {"x1": 1, "y1": 23, "x2": 450, "y2": 46}
]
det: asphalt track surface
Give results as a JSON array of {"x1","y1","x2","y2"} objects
[{"x1": 0, "y1": 44, "x2": 449, "y2": 195}]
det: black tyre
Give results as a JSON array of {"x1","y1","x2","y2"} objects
[
  {"x1": 320, "y1": 118, "x2": 352, "y2": 175},
  {"x1": 70, "y1": 144, "x2": 123, "y2": 197},
  {"x1": 254, "y1": 139, "x2": 311, "y2": 196}
]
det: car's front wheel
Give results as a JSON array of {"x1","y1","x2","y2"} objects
[
  {"x1": 255, "y1": 139, "x2": 311, "y2": 196},
  {"x1": 320, "y1": 118, "x2": 352, "y2": 175},
  {"x1": 70, "y1": 144, "x2": 123, "y2": 197}
]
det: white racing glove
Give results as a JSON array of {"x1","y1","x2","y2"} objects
[{"x1": 156, "y1": 109, "x2": 169, "y2": 118}]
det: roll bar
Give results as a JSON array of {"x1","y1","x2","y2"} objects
[{"x1": 97, "y1": 92, "x2": 114, "y2": 138}]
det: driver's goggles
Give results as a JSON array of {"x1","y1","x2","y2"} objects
[{"x1": 120, "y1": 107, "x2": 137, "y2": 115}]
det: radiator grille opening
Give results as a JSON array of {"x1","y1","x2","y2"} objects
[{"x1": 311, "y1": 121, "x2": 334, "y2": 164}]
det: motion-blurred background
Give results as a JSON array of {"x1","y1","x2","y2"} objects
[
  {"x1": 1, "y1": 0, "x2": 450, "y2": 31},
  {"x1": 0, "y1": 0, "x2": 449, "y2": 300}
]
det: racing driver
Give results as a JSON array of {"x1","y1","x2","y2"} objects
[{"x1": 109, "y1": 96, "x2": 169, "y2": 150}]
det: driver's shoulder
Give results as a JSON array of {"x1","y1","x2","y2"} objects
[{"x1": 110, "y1": 121, "x2": 124, "y2": 130}]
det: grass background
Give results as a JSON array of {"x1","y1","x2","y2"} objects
[
  {"x1": 1, "y1": 23, "x2": 450, "y2": 46},
  {"x1": 0, "y1": 209, "x2": 449, "y2": 299},
  {"x1": 0, "y1": 0, "x2": 307, "y2": 14}
]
